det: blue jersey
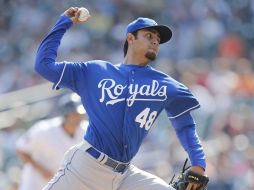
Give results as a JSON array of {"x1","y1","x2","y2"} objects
[{"x1": 35, "y1": 15, "x2": 206, "y2": 168}]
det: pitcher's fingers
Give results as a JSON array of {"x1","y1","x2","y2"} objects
[{"x1": 71, "y1": 10, "x2": 81, "y2": 24}]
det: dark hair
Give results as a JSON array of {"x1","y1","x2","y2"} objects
[{"x1": 123, "y1": 31, "x2": 138, "y2": 57}]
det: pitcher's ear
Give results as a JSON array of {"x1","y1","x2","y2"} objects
[{"x1": 127, "y1": 33, "x2": 136, "y2": 44}]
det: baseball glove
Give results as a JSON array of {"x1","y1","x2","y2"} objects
[{"x1": 169, "y1": 159, "x2": 209, "y2": 190}]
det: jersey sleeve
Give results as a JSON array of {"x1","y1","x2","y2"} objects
[
  {"x1": 169, "y1": 113, "x2": 206, "y2": 169},
  {"x1": 166, "y1": 83, "x2": 200, "y2": 119},
  {"x1": 34, "y1": 15, "x2": 89, "y2": 93},
  {"x1": 51, "y1": 61, "x2": 89, "y2": 93}
]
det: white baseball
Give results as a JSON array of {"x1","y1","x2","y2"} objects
[{"x1": 78, "y1": 7, "x2": 90, "y2": 21}]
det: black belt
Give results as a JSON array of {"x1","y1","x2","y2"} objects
[{"x1": 86, "y1": 147, "x2": 129, "y2": 173}]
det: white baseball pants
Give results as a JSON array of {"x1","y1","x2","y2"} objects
[{"x1": 42, "y1": 140, "x2": 174, "y2": 190}]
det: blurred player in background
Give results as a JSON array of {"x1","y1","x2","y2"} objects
[{"x1": 16, "y1": 93, "x2": 87, "y2": 190}]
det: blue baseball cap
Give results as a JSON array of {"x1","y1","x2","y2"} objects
[{"x1": 126, "y1": 17, "x2": 172, "y2": 44}]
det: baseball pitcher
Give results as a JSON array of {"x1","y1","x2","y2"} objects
[{"x1": 35, "y1": 7, "x2": 208, "y2": 190}]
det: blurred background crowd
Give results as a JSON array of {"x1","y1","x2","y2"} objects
[{"x1": 0, "y1": 0, "x2": 254, "y2": 189}]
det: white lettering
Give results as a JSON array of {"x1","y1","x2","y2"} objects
[
  {"x1": 98, "y1": 79, "x2": 167, "y2": 106},
  {"x1": 139, "y1": 85, "x2": 150, "y2": 95},
  {"x1": 98, "y1": 79, "x2": 123, "y2": 102},
  {"x1": 114, "y1": 84, "x2": 125, "y2": 96},
  {"x1": 151, "y1": 80, "x2": 159, "y2": 96}
]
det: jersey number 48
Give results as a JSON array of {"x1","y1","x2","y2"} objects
[{"x1": 135, "y1": 108, "x2": 158, "y2": 130}]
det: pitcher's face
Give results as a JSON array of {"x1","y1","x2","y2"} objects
[{"x1": 132, "y1": 29, "x2": 160, "y2": 61}]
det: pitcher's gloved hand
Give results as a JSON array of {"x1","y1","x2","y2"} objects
[{"x1": 169, "y1": 159, "x2": 209, "y2": 190}]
